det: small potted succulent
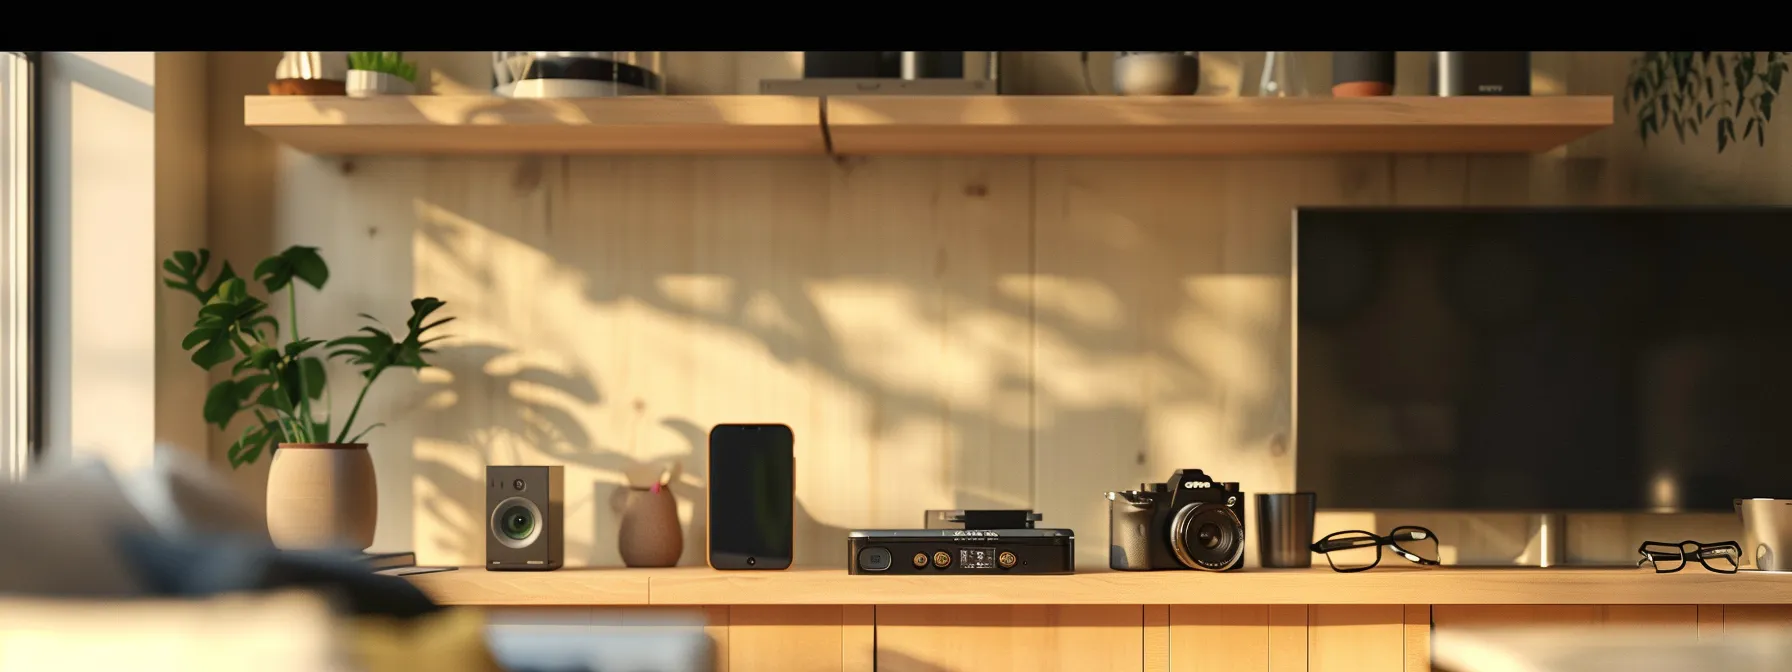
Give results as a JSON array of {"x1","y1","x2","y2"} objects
[
  {"x1": 346, "y1": 51, "x2": 419, "y2": 97},
  {"x1": 163, "y1": 245, "x2": 450, "y2": 551}
]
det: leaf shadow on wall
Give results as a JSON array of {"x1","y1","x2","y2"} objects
[{"x1": 408, "y1": 156, "x2": 1298, "y2": 566}]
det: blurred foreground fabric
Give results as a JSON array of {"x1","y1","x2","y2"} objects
[{"x1": 0, "y1": 453, "x2": 710, "y2": 671}]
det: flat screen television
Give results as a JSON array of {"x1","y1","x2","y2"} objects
[{"x1": 1296, "y1": 207, "x2": 1792, "y2": 512}]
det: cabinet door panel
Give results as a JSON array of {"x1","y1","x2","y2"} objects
[{"x1": 877, "y1": 605, "x2": 1143, "y2": 672}]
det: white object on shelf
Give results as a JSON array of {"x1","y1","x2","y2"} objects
[
  {"x1": 345, "y1": 70, "x2": 416, "y2": 97},
  {"x1": 274, "y1": 52, "x2": 348, "y2": 81}
]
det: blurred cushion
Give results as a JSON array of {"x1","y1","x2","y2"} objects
[
  {"x1": 351, "y1": 608, "x2": 504, "y2": 672},
  {"x1": 0, "y1": 590, "x2": 352, "y2": 672},
  {"x1": 115, "y1": 531, "x2": 442, "y2": 619},
  {"x1": 0, "y1": 461, "x2": 153, "y2": 596}
]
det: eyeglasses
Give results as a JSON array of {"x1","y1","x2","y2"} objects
[
  {"x1": 1310, "y1": 526, "x2": 1441, "y2": 573},
  {"x1": 1636, "y1": 540, "x2": 1741, "y2": 574}
]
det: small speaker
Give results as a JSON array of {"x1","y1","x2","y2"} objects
[
  {"x1": 1430, "y1": 51, "x2": 1531, "y2": 96},
  {"x1": 1332, "y1": 51, "x2": 1395, "y2": 97},
  {"x1": 486, "y1": 465, "x2": 563, "y2": 571}
]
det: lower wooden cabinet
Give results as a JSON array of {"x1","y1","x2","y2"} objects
[{"x1": 498, "y1": 604, "x2": 1792, "y2": 672}]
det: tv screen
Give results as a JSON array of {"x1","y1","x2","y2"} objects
[{"x1": 1296, "y1": 207, "x2": 1792, "y2": 512}]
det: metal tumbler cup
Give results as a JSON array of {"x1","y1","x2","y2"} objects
[{"x1": 1256, "y1": 493, "x2": 1318, "y2": 568}]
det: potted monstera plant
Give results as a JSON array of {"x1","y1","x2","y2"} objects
[{"x1": 163, "y1": 246, "x2": 450, "y2": 550}]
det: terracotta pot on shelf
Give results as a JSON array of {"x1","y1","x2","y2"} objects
[
  {"x1": 1332, "y1": 51, "x2": 1396, "y2": 97},
  {"x1": 265, "y1": 443, "x2": 377, "y2": 551}
]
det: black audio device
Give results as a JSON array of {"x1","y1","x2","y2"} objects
[{"x1": 846, "y1": 509, "x2": 1075, "y2": 575}]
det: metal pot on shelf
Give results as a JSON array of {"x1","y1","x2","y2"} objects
[
  {"x1": 491, "y1": 52, "x2": 665, "y2": 98},
  {"x1": 1736, "y1": 498, "x2": 1792, "y2": 570}
]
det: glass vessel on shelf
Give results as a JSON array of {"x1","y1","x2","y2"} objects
[{"x1": 1248, "y1": 51, "x2": 1308, "y2": 97}]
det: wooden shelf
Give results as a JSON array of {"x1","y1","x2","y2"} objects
[
  {"x1": 408, "y1": 567, "x2": 652, "y2": 606},
  {"x1": 243, "y1": 95, "x2": 826, "y2": 155},
  {"x1": 246, "y1": 95, "x2": 1612, "y2": 157},
  {"x1": 824, "y1": 95, "x2": 1614, "y2": 156},
  {"x1": 409, "y1": 566, "x2": 1792, "y2": 607}
]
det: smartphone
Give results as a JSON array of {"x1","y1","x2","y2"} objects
[{"x1": 706, "y1": 423, "x2": 795, "y2": 570}]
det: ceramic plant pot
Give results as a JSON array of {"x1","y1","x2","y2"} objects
[
  {"x1": 1332, "y1": 51, "x2": 1396, "y2": 97},
  {"x1": 265, "y1": 443, "x2": 377, "y2": 551},
  {"x1": 618, "y1": 483, "x2": 683, "y2": 567},
  {"x1": 345, "y1": 70, "x2": 416, "y2": 97}
]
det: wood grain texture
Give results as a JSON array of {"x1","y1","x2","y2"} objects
[
  {"x1": 406, "y1": 566, "x2": 1792, "y2": 606},
  {"x1": 876, "y1": 605, "x2": 1143, "y2": 671},
  {"x1": 729, "y1": 606, "x2": 845, "y2": 672},
  {"x1": 1169, "y1": 604, "x2": 1269, "y2": 670},
  {"x1": 1308, "y1": 605, "x2": 1404, "y2": 672},
  {"x1": 825, "y1": 96, "x2": 1613, "y2": 156},
  {"x1": 841, "y1": 605, "x2": 874, "y2": 672},
  {"x1": 244, "y1": 95, "x2": 826, "y2": 155},
  {"x1": 1144, "y1": 605, "x2": 1169, "y2": 672},
  {"x1": 408, "y1": 568, "x2": 651, "y2": 605},
  {"x1": 1403, "y1": 604, "x2": 1431, "y2": 672}
]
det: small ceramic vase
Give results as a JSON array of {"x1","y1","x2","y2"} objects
[{"x1": 619, "y1": 481, "x2": 683, "y2": 567}]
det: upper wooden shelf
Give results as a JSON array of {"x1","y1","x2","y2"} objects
[
  {"x1": 824, "y1": 95, "x2": 1613, "y2": 156},
  {"x1": 409, "y1": 566, "x2": 1792, "y2": 607},
  {"x1": 245, "y1": 95, "x2": 1613, "y2": 157},
  {"x1": 243, "y1": 95, "x2": 826, "y2": 155}
]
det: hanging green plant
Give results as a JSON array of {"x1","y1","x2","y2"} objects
[{"x1": 1624, "y1": 51, "x2": 1787, "y2": 152}]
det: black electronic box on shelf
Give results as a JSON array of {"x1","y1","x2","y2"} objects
[{"x1": 846, "y1": 509, "x2": 1075, "y2": 575}]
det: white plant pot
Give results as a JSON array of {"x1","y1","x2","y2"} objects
[{"x1": 346, "y1": 70, "x2": 415, "y2": 97}]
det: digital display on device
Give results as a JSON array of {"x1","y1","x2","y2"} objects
[
  {"x1": 959, "y1": 547, "x2": 997, "y2": 570},
  {"x1": 707, "y1": 424, "x2": 795, "y2": 570}
]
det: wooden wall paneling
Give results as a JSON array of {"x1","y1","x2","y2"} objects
[
  {"x1": 729, "y1": 606, "x2": 847, "y2": 672},
  {"x1": 1144, "y1": 605, "x2": 1169, "y2": 672},
  {"x1": 1402, "y1": 605, "x2": 1430, "y2": 672},
  {"x1": 876, "y1": 605, "x2": 1144, "y2": 672},
  {"x1": 1032, "y1": 157, "x2": 1393, "y2": 570},
  {"x1": 408, "y1": 155, "x2": 1034, "y2": 568},
  {"x1": 1307, "y1": 605, "x2": 1405, "y2": 672}
]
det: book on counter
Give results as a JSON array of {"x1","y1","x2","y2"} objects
[
  {"x1": 359, "y1": 551, "x2": 416, "y2": 571},
  {"x1": 360, "y1": 551, "x2": 457, "y2": 576}
]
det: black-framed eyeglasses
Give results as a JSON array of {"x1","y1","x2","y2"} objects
[
  {"x1": 1637, "y1": 540, "x2": 1741, "y2": 574},
  {"x1": 1310, "y1": 526, "x2": 1441, "y2": 573}
]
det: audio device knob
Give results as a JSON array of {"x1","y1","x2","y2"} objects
[
  {"x1": 932, "y1": 551, "x2": 951, "y2": 568},
  {"x1": 997, "y1": 551, "x2": 1018, "y2": 569},
  {"x1": 912, "y1": 553, "x2": 929, "y2": 568}
]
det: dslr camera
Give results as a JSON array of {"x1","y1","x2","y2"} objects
[{"x1": 1107, "y1": 469, "x2": 1246, "y2": 571}]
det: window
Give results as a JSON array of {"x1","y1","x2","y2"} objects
[{"x1": 1, "y1": 52, "x2": 34, "y2": 481}]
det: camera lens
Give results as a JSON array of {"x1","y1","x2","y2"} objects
[
  {"x1": 500, "y1": 504, "x2": 535, "y2": 541},
  {"x1": 1170, "y1": 502, "x2": 1244, "y2": 571},
  {"x1": 1197, "y1": 522, "x2": 1222, "y2": 549}
]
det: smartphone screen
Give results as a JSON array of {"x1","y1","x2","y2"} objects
[{"x1": 707, "y1": 424, "x2": 795, "y2": 570}]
